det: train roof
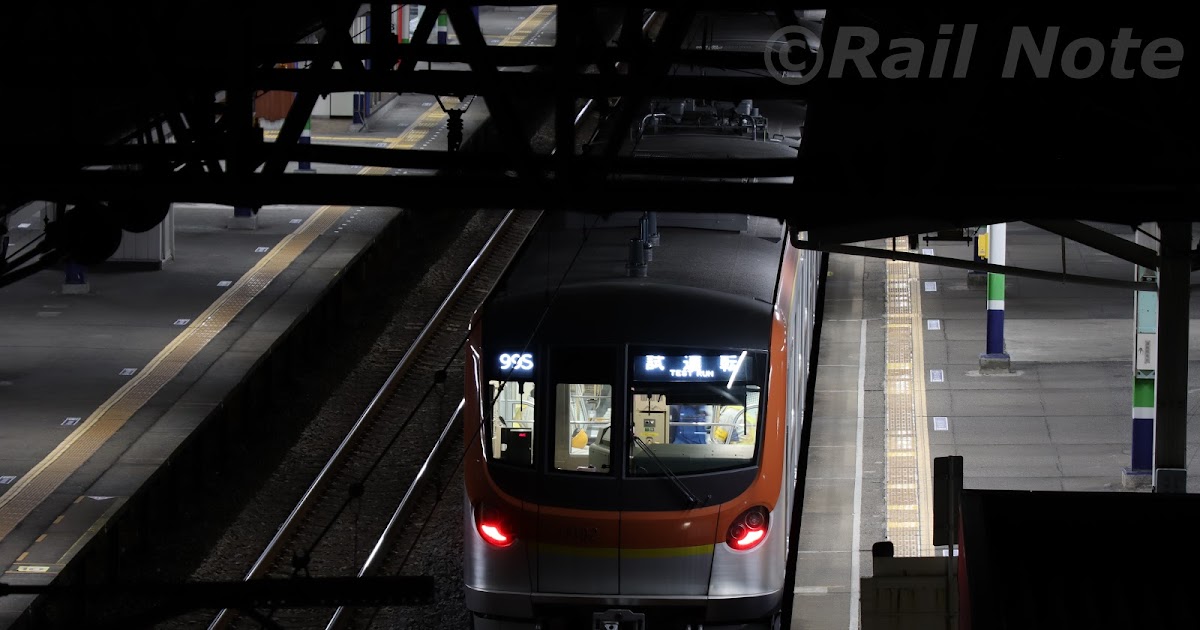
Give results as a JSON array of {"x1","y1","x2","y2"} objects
[
  {"x1": 497, "y1": 211, "x2": 786, "y2": 304},
  {"x1": 481, "y1": 211, "x2": 789, "y2": 350},
  {"x1": 632, "y1": 133, "x2": 800, "y2": 161}
]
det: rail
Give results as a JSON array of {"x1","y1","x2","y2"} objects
[{"x1": 207, "y1": 208, "x2": 522, "y2": 630}]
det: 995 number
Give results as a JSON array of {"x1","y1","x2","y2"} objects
[{"x1": 499, "y1": 352, "x2": 533, "y2": 372}]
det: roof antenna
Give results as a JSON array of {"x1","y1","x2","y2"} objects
[
  {"x1": 626, "y1": 237, "x2": 647, "y2": 278},
  {"x1": 639, "y1": 214, "x2": 654, "y2": 262}
]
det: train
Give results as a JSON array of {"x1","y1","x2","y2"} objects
[{"x1": 461, "y1": 99, "x2": 821, "y2": 630}]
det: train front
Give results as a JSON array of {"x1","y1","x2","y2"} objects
[{"x1": 462, "y1": 214, "x2": 795, "y2": 630}]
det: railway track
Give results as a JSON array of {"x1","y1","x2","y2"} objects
[{"x1": 203, "y1": 209, "x2": 541, "y2": 630}]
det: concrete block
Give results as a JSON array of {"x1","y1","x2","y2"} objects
[
  {"x1": 227, "y1": 215, "x2": 258, "y2": 230},
  {"x1": 978, "y1": 352, "x2": 1011, "y2": 373},
  {"x1": 61, "y1": 283, "x2": 90, "y2": 295},
  {"x1": 1121, "y1": 468, "x2": 1152, "y2": 490}
]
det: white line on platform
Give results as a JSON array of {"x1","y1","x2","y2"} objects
[{"x1": 851, "y1": 319, "x2": 866, "y2": 630}]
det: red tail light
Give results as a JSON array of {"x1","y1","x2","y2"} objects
[
  {"x1": 475, "y1": 502, "x2": 516, "y2": 548},
  {"x1": 727, "y1": 506, "x2": 769, "y2": 550}
]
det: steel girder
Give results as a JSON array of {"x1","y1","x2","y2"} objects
[{"x1": 4, "y1": 3, "x2": 1200, "y2": 291}]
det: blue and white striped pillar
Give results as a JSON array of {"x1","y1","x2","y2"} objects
[
  {"x1": 980, "y1": 223, "x2": 1010, "y2": 370},
  {"x1": 437, "y1": 11, "x2": 448, "y2": 45},
  {"x1": 298, "y1": 118, "x2": 314, "y2": 172}
]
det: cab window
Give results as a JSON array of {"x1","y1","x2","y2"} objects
[
  {"x1": 553, "y1": 383, "x2": 613, "y2": 473},
  {"x1": 487, "y1": 380, "x2": 535, "y2": 467}
]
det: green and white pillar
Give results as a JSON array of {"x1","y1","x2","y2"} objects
[
  {"x1": 980, "y1": 223, "x2": 1010, "y2": 371},
  {"x1": 437, "y1": 10, "x2": 448, "y2": 44},
  {"x1": 1129, "y1": 224, "x2": 1158, "y2": 476}
]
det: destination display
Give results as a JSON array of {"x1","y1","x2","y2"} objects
[{"x1": 631, "y1": 351, "x2": 755, "y2": 383}]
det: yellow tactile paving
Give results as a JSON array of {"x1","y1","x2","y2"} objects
[
  {"x1": 882, "y1": 243, "x2": 935, "y2": 557},
  {"x1": 498, "y1": 5, "x2": 556, "y2": 47},
  {"x1": 0, "y1": 5, "x2": 558, "y2": 547},
  {"x1": 0, "y1": 203, "x2": 349, "y2": 543}
]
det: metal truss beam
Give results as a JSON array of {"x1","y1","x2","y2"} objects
[
  {"x1": 264, "y1": 3, "x2": 362, "y2": 175},
  {"x1": 444, "y1": 3, "x2": 536, "y2": 174},
  {"x1": 262, "y1": 42, "x2": 772, "y2": 70},
  {"x1": 1024, "y1": 219, "x2": 1159, "y2": 270},
  {"x1": 12, "y1": 172, "x2": 1194, "y2": 219},
  {"x1": 23, "y1": 143, "x2": 804, "y2": 177},
  {"x1": 792, "y1": 240, "x2": 1156, "y2": 293},
  {"x1": 239, "y1": 69, "x2": 807, "y2": 99},
  {"x1": 1, "y1": 575, "x2": 433, "y2": 629}
]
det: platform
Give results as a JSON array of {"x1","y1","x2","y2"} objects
[{"x1": 791, "y1": 222, "x2": 1200, "y2": 629}]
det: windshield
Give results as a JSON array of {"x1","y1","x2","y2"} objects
[
  {"x1": 627, "y1": 350, "x2": 764, "y2": 476},
  {"x1": 486, "y1": 379, "x2": 535, "y2": 467}
]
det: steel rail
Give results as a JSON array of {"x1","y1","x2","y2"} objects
[
  {"x1": 322, "y1": 399, "x2": 465, "y2": 629},
  {"x1": 207, "y1": 208, "x2": 521, "y2": 630}
]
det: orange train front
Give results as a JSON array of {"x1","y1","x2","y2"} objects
[
  {"x1": 461, "y1": 204, "x2": 821, "y2": 630},
  {"x1": 461, "y1": 111, "x2": 819, "y2": 630}
]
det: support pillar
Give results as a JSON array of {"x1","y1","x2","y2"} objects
[
  {"x1": 229, "y1": 206, "x2": 258, "y2": 230},
  {"x1": 1123, "y1": 225, "x2": 1157, "y2": 488},
  {"x1": 979, "y1": 223, "x2": 1010, "y2": 372},
  {"x1": 62, "y1": 258, "x2": 89, "y2": 294},
  {"x1": 437, "y1": 10, "x2": 448, "y2": 45},
  {"x1": 967, "y1": 226, "x2": 987, "y2": 288},
  {"x1": 400, "y1": 5, "x2": 410, "y2": 44},
  {"x1": 297, "y1": 118, "x2": 314, "y2": 172},
  {"x1": 360, "y1": 12, "x2": 373, "y2": 121},
  {"x1": 1153, "y1": 221, "x2": 1190, "y2": 493}
]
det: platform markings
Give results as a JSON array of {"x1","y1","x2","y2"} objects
[
  {"x1": 924, "y1": 281, "x2": 937, "y2": 292},
  {"x1": 255, "y1": 247, "x2": 270, "y2": 253},
  {"x1": 217, "y1": 280, "x2": 232, "y2": 287},
  {"x1": 933, "y1": 417, "x2": 949, "y2": 431},
  {"x1": 0, "y1": 477, "x2": 14, "y2": 485},
  {"x1": 0, "y1": 2, "x2": 556, "y2": 551},
  {"x1": 498, "y1": 5, "x2": 556, "y2": 47},
  {"x1": 174, "y1": 319, "x2": 191, "y2": 326},
  {"x1": 17, "y1": 223, "x2": 30, "y2": 229},
  {"x1": 929, "y1": 369, "x2": 944, "y2": 383},
  {"x1": 850, "y1": 319, "x2": 866, "y2": 630},
  {"x1": 922, "y1": 248, "x2": 934, "y2": 255},
  {"x1": 883, "y1": 241, "x2": 935, "y2": 558},
  {"x1": 927, "y1": 319, "x2": 941, "y2": 330},
  {"x1": 290, "y1": 218, "x2": 303, "y2": 224},
  {"x1": 62, "y1": 418, "x2": 81, "y2": 427}
]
